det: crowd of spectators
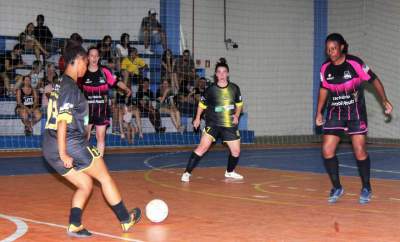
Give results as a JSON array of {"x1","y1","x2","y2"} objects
[{"x1": 0, "y1": 11, "x2": 208, "y2": 138}]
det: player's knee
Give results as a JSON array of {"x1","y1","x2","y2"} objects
[
  {"x1": 77, "y1": 179, "x2": 93, "y2": 194},
  {"x1": 322, "y1": 147, "x2": 335, "y2": 159},
  {"x1": 230, "y1": 150, "x2": 240, "y2": 157},
  {"x1": 354, "y1": 149, "x2": 368, "y2": 160}
]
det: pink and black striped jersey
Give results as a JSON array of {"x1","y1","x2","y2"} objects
[
  {"x1": 81, "y1": 67, "x2": 117, "y2": 104},
  {"x1": 320, "y1": 55, "x2": 377, "y2": 121}
]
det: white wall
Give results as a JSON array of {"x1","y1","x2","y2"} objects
[
  {"x1": 181, "y1": 0, "x2": 314, "y2": 136},
  {"x1": 329, "y1": 0, "x2": 400, "y2": 139},
  {"x1": 0, "y1": 0, "x2": 159, "y2": 39}
]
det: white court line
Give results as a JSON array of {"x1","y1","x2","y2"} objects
[
  {"x1": 0, "y1": 214, "x2": 28, "y2": 242},
  {"x1": 339, "y1": 164, "x2": 400, "y2": 174},
  {"x1": 0, "y1": 214, "x2": 144, "y2": 242}
]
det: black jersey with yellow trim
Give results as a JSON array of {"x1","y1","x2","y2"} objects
[
  {"x1": 44, "y1": 75, "x2": 89, "y2": 139},
  {"x1": 199, "y1": 81, "x2": 243, "y2": 127}
]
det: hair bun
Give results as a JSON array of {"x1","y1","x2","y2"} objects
[{"x1": 218, "y1": 57, "x2": 227, "y2": 64}]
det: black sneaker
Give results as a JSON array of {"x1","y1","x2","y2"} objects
[
  {"x1": 121, "y1": 207, "x2": 142, "y2": 232},
  {"x1": 67, "y1": 224, "x2": 92, "y2": 238}
]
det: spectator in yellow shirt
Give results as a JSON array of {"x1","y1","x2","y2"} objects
[{"x1": 120, "y1": 47, "x2": 148, "y2": 85}]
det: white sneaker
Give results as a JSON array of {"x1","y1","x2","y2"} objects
[
  {"x1": 225, "y1": 171, "x2": 243, "y2": 180},
  {"x1": 144, "y1": 49, "x2": 154, "y2": 55},
  {"x1": 181, "y1": 172, "x2": 191, "y2": 182}
]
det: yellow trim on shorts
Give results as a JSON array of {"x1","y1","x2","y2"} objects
[
  {"x1": 223, "y1": 138, "x2": 241, "y2": 143},
  {"x1": 203, "y1": 132, "x2": 216, "y2": 142},
  {"x1": 61, "y1": 146, "x2": 101, "y2": 176},
  {"x1": 62, "y1": 168, "x2": 74, "y2": 176},
  {"x1": 79, "y1": 157, "x2": 97, "y2": 173}
]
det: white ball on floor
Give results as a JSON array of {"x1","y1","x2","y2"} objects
[{"x1": 145, "y1": 199, "x2": 168, "y2": 223}]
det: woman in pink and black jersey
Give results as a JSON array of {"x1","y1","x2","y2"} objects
[
  {"x1": 315, "y1": 33, "x2": 393, "y2": 204},
  {"x1": 81, "y1": 46, "x2": 131, "y2": 156}
]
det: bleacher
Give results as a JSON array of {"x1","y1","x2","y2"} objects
[{"x1": 0, "y1": 35, "x2": 254, "y2": 149}]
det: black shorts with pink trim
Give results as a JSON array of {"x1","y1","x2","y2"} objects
[
  {"x1": 323, "y1": 119, "x2": 368, "y2": 135},
  {"x1": 89, "y1": 103, "x2": 111, "y2": 126}
]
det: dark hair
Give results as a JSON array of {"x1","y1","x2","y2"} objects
[
  {"x1": 128, "y1": 47, "x2": 137, "y2": 55},
  {"x1": 162, "y1": 49, "x2": 173, "y2": 63},
  {"x1": 36, "y1": 14, "x2": 44, "y2": 21},
  {"x1": 64, "y1": 43, "x2": 87, "y2": 65},
  {"x1": 13, "y1": 43, "x2": 23, "y2": 51},
  {"x1": 87, "y1": 45, "x2": 99, "y2": 54},
  {"x1": 25, "y1": 22, "x2": 34, "y2": 33},
  {"x1": 69, "y1": 33, "x2": 83, "y2": 45},
  {"x1": 325, "y1": 33, "x2": 348, "y2": 54},
  {"x1": 120, "y1": 33, "x2": 130, "y2": 45},
  {"x1": 18, "y1": 32, "x2": 26, "y2": 42},
  {"x1": 214, "y1": 58, "x2": 229, "y2": 83},
  {"x1": 214, "y1": 57, "x2": 229, "y2": 72},
  {"x1": 102, "y1": 35, "x2": 112, "y2": 43}
]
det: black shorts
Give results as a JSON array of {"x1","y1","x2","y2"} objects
[
  {"x1": 203, "y1": 125, "x2": 240, "y2": 142},
  {"x1": 323, "y1": 119, "x2": 368, "y2": 135},
  {"x1": 89, "y1": 103, "x2": 110, "y2": 126},
  {"x1": 116, "y1": 93, "x2": 127, "y2": 105},
  {"x1": 42, "y1": 131, "x2": 101, "y2": 176}
]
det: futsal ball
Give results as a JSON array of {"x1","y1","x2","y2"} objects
[{"x1": 145, "y1": 199, "x2": 168, "y2": 223}]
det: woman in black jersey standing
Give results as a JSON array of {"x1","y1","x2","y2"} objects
[
  {"x1": 42, "y1": 42, "x2": 141, "y2": 237},
  {"x1": 181, "y1": 58, "x2": 244, "y2": 182},
  {"x1": 316, "y1": 33, "x2": 393, "y2": 204}
]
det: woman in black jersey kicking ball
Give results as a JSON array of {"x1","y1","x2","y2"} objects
[
  {"x1": 42, "y1": 42, "x2": 141, "y2": 237},
  {"x1": 181, "y1": 58, "x2": 244, "y2": 182},
  {"x1": 316, "y1": 33, "x2": 393, "y2": 204}
]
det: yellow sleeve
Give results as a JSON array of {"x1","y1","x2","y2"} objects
[
  {"x1": 137, "y1": 58, "x2": 146, "y2": 68},
  {"x1": 236, "y1": 101, "x2": 243, "y2": 107},
  {"x1": 199, "y1": 101, "x2": 207, "y2": 109},
  {"x1": 121, "y1": 58, "x2": 129, "y2": 70}
]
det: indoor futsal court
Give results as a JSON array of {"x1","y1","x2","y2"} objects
[
  {"x1": 1, "y1": 144, "x2": 400, "y2": 241},
  {"x1": 0, "y1": 0, "x2": 400, "y2": 241}
]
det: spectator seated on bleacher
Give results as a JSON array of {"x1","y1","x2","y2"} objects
[
  {"x1": 156, "y1": 79, "x2": 183, "y2": 132},
  {"x1": 174, "y1": 49, "x2": 195, "y2": 91},
  {"x1": 176, "y1": 76, "x2": 196, "y2": 118},
  {"x1": 115, "y1": 33, "x2": 131, "y2": 59},
  {"x1": 161, "y1": 49, "x2": 179, "y2": 93},
  {"x1": 136, "y1": 78, "x2": 165, "y2": 133},
  {"x1": 140, "y1": 8, "x2": 167, "y2": 54},
  {"x1": 1, "y1": 44, "x2": 26, "y2": 97},
  {"x1": 115, "y1": 70, "x2": 143, "y2": 138},
  {"x1": 97, "y1": 35, "x2": 115, "y2": 66},
  {"x1": 29, "y1": 60, "x2": 44, "y2": 90},
  {"x1": 121, "y1": 47, "x2": 148, "y2": 86},
  {"x1": 15, "y1": 75, "x2": 41, "y2": 135},
  {"x1": 22, "y1": 22, "x2": 49, "y2": 60}
]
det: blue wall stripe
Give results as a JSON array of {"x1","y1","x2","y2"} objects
[
  {"x1": 160, "y1": 0, "x2": 180, "y2": 55},
  {"x1": 313, "y1": 0, "x2": 327, "y2": 133}
]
